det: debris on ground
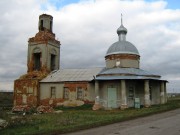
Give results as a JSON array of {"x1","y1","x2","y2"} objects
[
  {"x1": 12, "y1": 105, "x2": 31, "y2": 113},
  {"x1": 92, "y1": 103, "x2": 102, "y2": 110},
  {"x1": 0, "y1": 119, "x2": 8, "y2": 130},
  {"x1": 36, "y1": 105, "x2": 54, "y2": 113},
  {"x1": 63, "y1": 100, "x2": 84, "y2": 107}
]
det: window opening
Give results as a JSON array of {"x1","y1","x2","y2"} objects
[
  {"x1": 50, "y1": 87, "x2": 56, "y2": 98},
  {"x1": 77, "y1": 87, "x2": 83, "y2": 100},
  {"x1": 50, "y1": 20, "x2": 52, "y2": 32},
  {"x1": 51, "y1": 54, "x2": 56, "y2": 71},
  {"x1": 63, "y1": 87, "x2": 69, "y2": 99},
  {"x1": 129, "y1": 86, "x2": 134, "y2": 99},
  {"x1": 40, "y1": 20, "x2": 44, "y2": 30},
  {"x1": 33, "y1": 53, "x2": 41, "y2": 71},
  {"x1": 116, "y1": 61, "x2": 121, "y2": 67}
]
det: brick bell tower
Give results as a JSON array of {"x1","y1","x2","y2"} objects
[
  {"x1": 13, "y1": 14, "x2": 60, "y2": 108},
  {"x1": 28, "y1": 14, "x2": 60, "y2": 73}
]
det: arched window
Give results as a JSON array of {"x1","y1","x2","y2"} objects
[
  {"x1": 50, "y1": 49, "x2": 57, "y2": 71},
  {"x1": 50, "y1": 20, "x2": 53, "y2": 32},
  {"x1": 33, "y1": 48, "x2": 41, "y2": 71},
  {"x1": 39, "y1": 20, "x2": 44, "y2": 31}
]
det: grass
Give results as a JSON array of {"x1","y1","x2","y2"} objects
[{"x1": 0, "y1": 99, "x2": 180, "y2": 135}]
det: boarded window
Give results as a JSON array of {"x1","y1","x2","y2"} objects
[
  {"x1": 50, "y1": 87, "x2": 56, "y2": 98},
  {"x1": 22, "y1": 94, "x2": 27, "y2": 104},
  {"x1": 77, "y1": 87, "x2": 83, "y2": 100},
  {"x1": 33, "y1": 53, "x2": 41, "y2": 71},
  {"x1": 27, "y1": 88, "x2": 33, "y2": 94},
  {"x1": 63, "y1": 87, "x2": 69, "y2": 99},
  {"x1": 16, "y1": 90, "x2": 22, "y2": 94}
]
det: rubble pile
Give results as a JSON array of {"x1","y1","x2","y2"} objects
[
  {"x1": 92, "y1": 104, "x2": 102, "y2": 110},
  {"x1": 36, "y1": 105, "x2": 54, "y2": 113},
  {"x1": 19, "y1": 71, "x2": 48, "y2": 79},
  {"x1": 12, "y1": 105, "x2": 31, "y2": 113},
  {"x1": 0, "y1": 119, "x2": 8, "y2": 129}
]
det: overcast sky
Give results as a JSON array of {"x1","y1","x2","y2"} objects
[{"x1": 0, "y1": 0, "x2": 180, "y2": 93}]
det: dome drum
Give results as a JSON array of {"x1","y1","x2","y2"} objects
[{"x1": 106, "y1": 57, "x2": 139, "y2": 69}]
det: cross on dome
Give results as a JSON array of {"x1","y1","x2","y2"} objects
[{"x1": 117, "y1": 14, "x2": 127, "y2": 41}]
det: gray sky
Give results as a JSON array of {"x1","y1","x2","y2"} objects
[{"x1": 0, "y1": 0, "x2": 180, "y2": 93}]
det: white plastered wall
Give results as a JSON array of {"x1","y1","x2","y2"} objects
[{"x1": 40, "y1": 83, "x2": 64, "y2": 100}]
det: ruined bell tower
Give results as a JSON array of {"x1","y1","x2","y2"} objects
[
  {"x1": 28, "y1": 14, "x2": 60, "y2": 73},
  {"x1": 13, "y1": 14, "x2": 60, "y2": 108}
]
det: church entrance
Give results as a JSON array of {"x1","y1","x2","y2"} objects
[{"x1": 107, "y1": 88, "x2": 117, "y2": 108}]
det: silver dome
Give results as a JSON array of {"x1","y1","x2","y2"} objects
[{"x1": 106, "y1": 41, "x2": 139, "y2": 56}]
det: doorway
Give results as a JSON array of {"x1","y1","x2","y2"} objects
[{"x1": 107, "y1": 88, "x2": 117, "y2": 108}]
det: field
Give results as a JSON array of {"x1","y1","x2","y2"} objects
[
  {"x1": 0, "y1": 92, "x2": 13, "y2": 109},
  {"x1": 0, "y1": 99, "x2": 180, "y2": 135}
]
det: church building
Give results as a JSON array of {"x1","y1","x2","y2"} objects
[{"x1": 13, "y1": 14, "x2": 167, "y2": 110}]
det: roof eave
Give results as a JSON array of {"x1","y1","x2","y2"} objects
[{"x1": 105, "y1": 52, "x2": 140, "y2": 57}]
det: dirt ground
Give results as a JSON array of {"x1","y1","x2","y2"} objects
[{"x1": 63, "y1": 108, "x2": 180, "y2": 135}]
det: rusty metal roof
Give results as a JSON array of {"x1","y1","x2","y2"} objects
[{"x1": 40, "y1": 68, "x2": 103, "y2": 82}]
